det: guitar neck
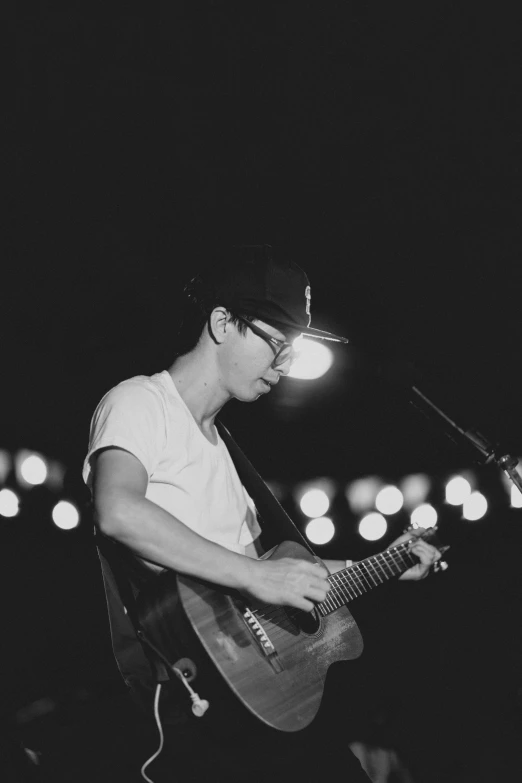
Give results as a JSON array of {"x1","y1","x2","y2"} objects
[{"x1": 317, "y1": 541, "x2": 418, "y2": 617}]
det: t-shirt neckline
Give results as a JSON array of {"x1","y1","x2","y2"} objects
[{"x1": 160, "y1": 370, "x2": 220, "y2": 448}]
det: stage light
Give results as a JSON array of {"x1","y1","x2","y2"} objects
[
  {"x1": 305, "y1": 516, "x2": 335, "y2": 545},
  {"x1": 445, "y1": 476, "x2": 471, "y2": 506},
  {"x1": 358, "y1": 512, "x2": 387, "y2": 541},
  {"x1": 345, "y1": 477, "x2": 382, "y2": 513},
  {"x1": 52, "y1": 501, "x2": 80, "y2": 530},
  {"x1": 300, "y1": 488, "x2": 330, "y2": 518},
  {"x1": 0, "y1": 488, "x2": 20, "y2": 518},
  {"x1": 511, "y1": 485, "x2": 522, "y2": 508},
  {"x1": 375, "y1": 485, "x2": 403, "y2": 515},
  {"x1": 19, "y1": 453, "x2": 48, "y2": 486},
  {"x1": 287, "y1": 338, "x2": 333, "y2": 380},
  {"x1": 462, "y1": 491, "x2": 488, "y2": 521},
  {"x1": 411, "y1": 503, "x2": 438, "y2": 529},
  {"x1": 400, "y1": 474, "x2": 431, "y2": 510},
  {"x1": 0, "y1": 450, "x2": 12, "y2": 483}
]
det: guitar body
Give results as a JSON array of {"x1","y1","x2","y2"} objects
[{"x1": 137, "y1": 540, "x2": 363, "y2": 732}]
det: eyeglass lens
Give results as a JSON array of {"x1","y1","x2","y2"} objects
[{"x1": 274, "y1": 344, "x2": 296, "y2": 365}]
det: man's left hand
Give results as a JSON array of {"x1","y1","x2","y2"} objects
[{"x1": 390, "y1": 528, "x2": 441, "y2": 581}]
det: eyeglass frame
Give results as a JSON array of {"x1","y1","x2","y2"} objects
[{"x1": 233, "y1": 314, "x2": 299, "y2": 367}]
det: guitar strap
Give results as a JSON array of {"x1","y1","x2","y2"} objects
[{"x1": 216, "y1": 419, "x2": 314, "y2": 554}]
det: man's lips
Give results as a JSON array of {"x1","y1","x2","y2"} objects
[{"x1": 261, "y1": 378, "x2": 278, "y2": 389}]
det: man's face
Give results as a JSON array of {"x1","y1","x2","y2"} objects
[{"x1": 222, "y1": 317, "x2": 295, "y2": 402}]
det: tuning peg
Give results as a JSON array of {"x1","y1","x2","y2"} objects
[
  {"x1": 432, "y1": 560, "x2": 448, "y2": 573},
  {"x1": 406, "y1": 523, "x2": 439, "y2": 533}
]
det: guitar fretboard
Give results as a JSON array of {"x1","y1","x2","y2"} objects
[{"x1": 317, "y1": 541, "x2": 418, "y2": 617}]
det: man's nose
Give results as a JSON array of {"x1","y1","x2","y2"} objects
[{"x1": 274, "y1": 357, "x2": 292, "y2": 376}]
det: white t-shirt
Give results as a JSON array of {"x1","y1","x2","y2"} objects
[{"x1": 83, "y1": 370, "x2": 261, "y2": 557}]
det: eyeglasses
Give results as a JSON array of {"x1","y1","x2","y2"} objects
[{"x1": 234, "y1": 315, "x2": 299, "y2": 367}]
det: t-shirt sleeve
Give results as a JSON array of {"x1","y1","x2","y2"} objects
[
  {"x1": 239, "y1": 496, "x2": 262, "y2": 546},
  {"x1": 82, "y1": 380, "x2": 166, "y2": 487}
]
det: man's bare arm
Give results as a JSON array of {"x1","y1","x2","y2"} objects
[{"x1": 92, "y1": 447, "x2": 330, "y2": 611}]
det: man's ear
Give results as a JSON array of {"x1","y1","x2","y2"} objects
[{"x1": 208, "y1": 307, "x2": 230, "y2": 345}]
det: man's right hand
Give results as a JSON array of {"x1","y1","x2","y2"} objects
[{"x1": 244, "y1": 557, "x2": 330, "y2": 612}]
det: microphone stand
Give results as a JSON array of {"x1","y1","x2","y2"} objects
[{"x1": 408, "y1": 384, "x2": 522, "y2": 495}]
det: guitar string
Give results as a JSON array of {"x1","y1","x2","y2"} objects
[
  {"x1": 245, "y1": 544, "x2": 414, "y2": 632},
  {"x1": 248, "y1": 543, "x2": 418, "y2": 636},
  {"x1": 267, "y1": 543, "x2": 414, "y2": 620},
  {"x1": 249, "y1": 548, "x2": 419, "y2": 643},
  {"x1": 252, "y1": 544, "x2": 415, "y2": 625}
]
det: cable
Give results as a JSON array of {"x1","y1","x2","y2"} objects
[
  {"x1": 140, "y1": 684, "x2": 164, "y2": 783},
  {"x1": 172, "y1": 667, "x2": 210, "y2": 718},
  {"x1": 139, "y1": 668, "x2": 210, "y2": 782},
  {"x1": 136, "y1": 629, "x2": 210, "y2": 716}
]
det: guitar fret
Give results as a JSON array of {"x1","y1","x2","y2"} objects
[
  {"x1": 336, "y1": 576, "x2": 358, "y2": 601},
  {"x1": 387, "y1": 547, "x2": 403, "y2": 573},
  {"x1": 351, "y1": 569, "x2": 366, "y2": 593},
  {"x1": 354, "y1": 562, "x2": 375, "y2": 589},
  {"x1": 324, "y1": 593, "x2": 339, "y2": 612},
  {"x1": 401, "y1": 551, "x2": 417, "y2": 569},
  {"x1": 376, "y1": 551, "x2": 395, "y2": 578},
  {"x1": 352, "y1": 569, "x2": 369, "y2": 594},
  {"x1": 324, "y1": 573, "x2": 350, "y2": 609},
  {"x1": 346, "y1": 581, "x2": 360, "y2": 600},
  {"x1": 333, "y1": 571, "x2": 356, "y2": 605},
  {"x1": 328, "y1": 587, "x2": 343, "y2": 609},
  {"x1": 320, "y1": 540, "x2": 421, "y2": 616},
  {"x1": 365, "y1": 558, "x2": 384, "y2": 585},
  {"x1": 343, "y1": 574, "x2": 363, "y2": 597},
  {"x1": 322, "y1": 578, "x2": 339, "y2": 610},
  {"x1": 328, "y1": 573, "x2": 342, "y2": 604}
]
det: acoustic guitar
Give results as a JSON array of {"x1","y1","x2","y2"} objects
[{"x1": 136, "y1": 530, "x2": 445, "y2": 732}]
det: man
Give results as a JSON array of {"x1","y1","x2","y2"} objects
[{"x1": 83, "y1": 246, "x2": 439, "y2": 781}]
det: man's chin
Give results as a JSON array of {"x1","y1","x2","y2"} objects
[{"x1": 234, "y1": 387, "x2": 263, "y2": 403}]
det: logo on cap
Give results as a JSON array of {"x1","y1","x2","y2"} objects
[{"x1": 305, "y1": 285, "x2": 311, "y2": 316}]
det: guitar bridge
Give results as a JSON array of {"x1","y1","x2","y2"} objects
[{"x1": 242, "y1": 607, "x2": 284, "y2": 672}]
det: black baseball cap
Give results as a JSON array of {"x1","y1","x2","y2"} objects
[{"x1": 207, "y1": 245, "x2": 349, "y2": 344}]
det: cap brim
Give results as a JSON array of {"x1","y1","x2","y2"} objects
[
  {"x1": 264, "y1": 317, "x2": 349, "y2": 344},
  {"x1": 299, "y1": 326, "x2": 350, "y2": 344}
]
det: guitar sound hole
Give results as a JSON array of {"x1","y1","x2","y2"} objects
[{"x1": 286, "y1": 608, "x2": 321, "y2": 635}]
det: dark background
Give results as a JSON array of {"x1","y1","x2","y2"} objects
[{"x1": 6, "y1": 4, "x2": 522, "y2": 781}]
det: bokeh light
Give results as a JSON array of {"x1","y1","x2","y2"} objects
[
  {"x1": 462, "y1": 491, "x2": 488, "y2": 521},
  {"x1": 300, "y1": 488, "x2": 330, "y2": 518},
  {"x1": 0, "y1": 488, "x2": 20, "y2": 518},
  {"x1": 358, "y1": 512, "x2": 387, "y2": 541},
  {"x1": 345, "y1": 477, "x2": 382, "y2": 513},
  {"x1": 20, "y1": 454, "x2": 48, "y2": 486},
  {"x1": 52, "y1": 501, "x2": 80, "y2": 530},
  {"x1": 400, "y1": 474, "x2": 431, "y2": 510},
  {"x1": 445, "y1": 476, "x2": 471, "y2": 506},
  {"x1": 287, "y1": 338, "x2": 333, "y2": 380},
  {"x1": 411, "y1": 503, "x2": 438, "y2": 529},
  {"x1": 305, "y1": 516, "x2": 335, "y2": 544},
  {"x1": 375, "y1": 485, "x2": 404, "y2": 515}
]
